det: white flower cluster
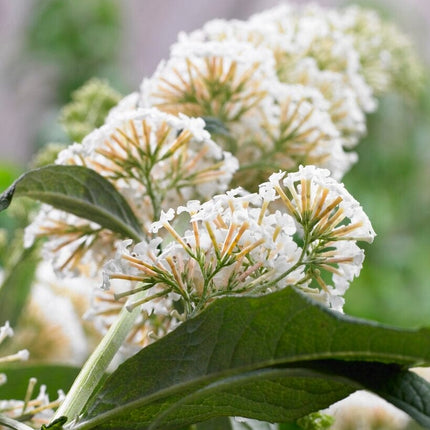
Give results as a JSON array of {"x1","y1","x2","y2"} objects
[
  {"x1": 22, "y1": 1, "x2": 420, "y2": 352},
  {"x1": 129, "y1": 2, "x2": 420, "y2": 188},
  {"x1": 325, "y1": 6, "x2": 424, "y2": 97},
  {"x1": 26, "y1": 109, "x2": 238, "y2": 276},
  {"x1": 323, "y1": 390, "x2": 411, "y2": 429},
  {"x1": 99, "y1": 166, "x2": 375, "y2": 346}
]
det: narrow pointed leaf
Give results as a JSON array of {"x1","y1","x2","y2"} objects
[
  {"x1": 79, "y1": 288, "x2": 430, "y2": 429},
  {"x1": 0, "y1": 165, "x2": 143, "y2": 241}
]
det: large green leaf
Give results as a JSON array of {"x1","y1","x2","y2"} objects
[
  {"x1": 76, "y1": 288, "x2": 430, "y2": 430},
  {"x1": 147, "y1": 362, "x2": 430, "y2": 430},
  {"x1": 144, "y1": 367, "x2": 357, "y2": 430},
  {"x1": 0, "y1": 165, "x2": 143, "y2": 241}
]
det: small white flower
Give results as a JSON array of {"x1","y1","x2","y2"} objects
[
  {"x1": 323, "y1": 390, "x2": 411, "y2": 429},
  {"x1": 105, "y1": 92, "x2": 139, "y2": 122},
  {"x1": 177, "y1": 200, "x2": 202, "y2": 215},
  {"x1": 0, "y1": 321, "x2": 13, "y2": 344},
  {"x1": 0, "y1": 322, "x2": 29, "y2": 366},
  {"x1": 259, "y1": 181, "x2": 278, "y2": 202},
  {"x1": 16, "y1": 350, "x2": 30, "y2": 361},
  {"x1": 150, "y1": 208, "x2": 175, "y2": 233},
  {"x1": 141, "y1": 40, "x2": 278, "y2": 124}
]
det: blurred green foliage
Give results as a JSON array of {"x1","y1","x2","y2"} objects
[
  {"x1": 21, "y1": 0, "x2": 123, "y2": 154},
  {"x1": 25, "y1": 0, "x2": 122, "y2": 102},
  {"x1": 344, "y1": 82, "x2": 430, "y2": 328},
  {"x1": 0, "y1": 163, "x2": 33, "y2": 252},
  {"x1": 29, "y1": 142, "x2": 67, "y2": 168}
]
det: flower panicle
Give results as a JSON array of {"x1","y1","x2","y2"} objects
[{"x1": 99, "y1": 166, "x2": 375, "y2": 345}]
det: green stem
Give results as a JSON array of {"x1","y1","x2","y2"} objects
[{"x1": 53, "y1": 299, "x2": 143, "y2": 425}]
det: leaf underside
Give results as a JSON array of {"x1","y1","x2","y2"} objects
[{"x1": 0, "y1": 165, "x2": 143, "y2": 241}]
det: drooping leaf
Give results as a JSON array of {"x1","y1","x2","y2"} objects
[
  {"x1": 0, "y1": 165, "x2": 143, "y2": 241},
  {"x1": 79, "y1": 288, "x2": 430, "y2": 429}
]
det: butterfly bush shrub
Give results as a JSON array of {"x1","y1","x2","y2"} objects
[{"x1": 0, "y1": 3, "x2": 428, "y2": 430}]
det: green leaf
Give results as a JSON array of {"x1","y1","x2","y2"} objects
[
  {"x1": 0, "y1": 243, "x2": 40, "y2": 327},
  {"x1": 0, "y1": 364, "x2": 80, "y2": 400},
  {"x1": 279, "y1": 423, "x2": 302, "y2": 430},
  {"x1": 321, "y1": 361, "x2": 430, "y2": 428},
  {"x1": 41, "y1": 417, "x2": 68, "y2": 430},
  {"x1": 78, "y1": 288, "x2": 430, "y2": 429},
  {"x1": 0, "y1": 165, "x2": 143, "y2": 242},
  {"x1": 191, "y1": 417, "x2": 233, "y2": 430},
  {"x1": 196, "y1": 417, "x2": 234, "y2": 429},
  {"x1": 145, "y1": 367, "x2": 357, "y2": 430},
  {"x1": 202, "y1": 117, "x2": 231, "y2": 138}
]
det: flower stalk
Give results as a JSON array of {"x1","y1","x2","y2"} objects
[{"x1": 53, "y1": 292, "x2": 145, "y2": 425}]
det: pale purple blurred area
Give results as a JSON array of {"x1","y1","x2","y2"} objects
[{"x1": 0, "y1": 0, "x2": 429, "y2": 166}]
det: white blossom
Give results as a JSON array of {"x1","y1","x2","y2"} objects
[{"x1": 323, "y1": 390, "x2": 411, "y2": 429}]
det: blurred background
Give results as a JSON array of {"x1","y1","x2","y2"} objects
[{"x1": 0, "y1": 0, "x2": 429, "y2": 328}]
